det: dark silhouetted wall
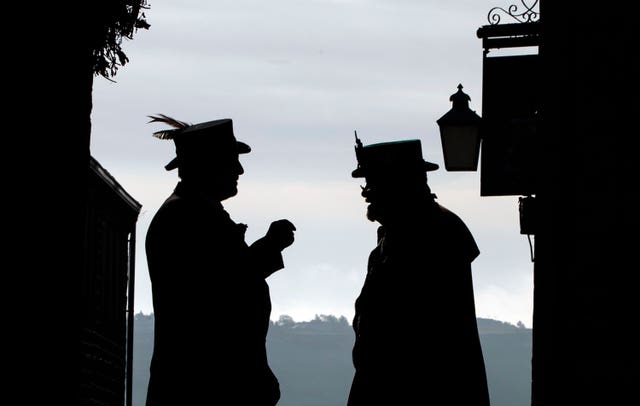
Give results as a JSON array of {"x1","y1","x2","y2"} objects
[{"x1": 534, "y1": 1, "x2": 635, "y2": 404}]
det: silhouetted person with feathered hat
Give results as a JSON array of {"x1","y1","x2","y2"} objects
[
  {"x1": 347, "y1": 133, "x2": 490, "y2": 405},
  {"x1": 144, "y1": 115, "x2": 295, "y2": 405}
]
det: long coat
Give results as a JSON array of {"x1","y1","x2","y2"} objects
[
  {"x1": 145, "y1": 182, "x2": 283, "y2": 405},
  {"x1": 348, "y1": 201, "x2": 490, "y2": 405}
]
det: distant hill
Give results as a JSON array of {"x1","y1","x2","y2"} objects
[{"x1": 132, "y1": 313, "x2": 531, "y2": 406}]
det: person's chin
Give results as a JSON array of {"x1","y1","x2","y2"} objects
[
  {"x1": 219, "y1": 186, "x2": 238, "y2": 201},
  {"x1": 366, "y1": 204, "x2": 378, "y2": 222}
]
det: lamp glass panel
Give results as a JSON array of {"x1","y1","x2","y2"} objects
[{"x1": 441, "y1": 125, "x2": 480, "y2": 171}]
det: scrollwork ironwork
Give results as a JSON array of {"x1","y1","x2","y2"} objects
[{"x1": 488, "y1": 0, "x2": 539, "y2": 24}]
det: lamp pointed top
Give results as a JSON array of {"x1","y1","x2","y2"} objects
[{"x1": 450, "y1": 83, "x2": 471, "y2": 111}]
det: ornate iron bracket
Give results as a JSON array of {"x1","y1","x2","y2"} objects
[{"x1": 488, "y1": 0, "x2": 539, "y2": 25}]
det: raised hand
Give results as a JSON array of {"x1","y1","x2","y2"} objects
[{"x1": 266, "y1": 219, "x2": 296, "y2": 251}]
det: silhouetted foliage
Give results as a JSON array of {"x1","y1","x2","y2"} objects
[
  {"x1": 92, "y1": 0, "x2": 150, "y2": 78},
  {"x1": 276, "y1": 315, "x2": 295, "y2": 327}
]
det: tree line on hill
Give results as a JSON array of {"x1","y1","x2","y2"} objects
[{"x1": 132, "y1": 313, "x2": 531, "y2": 406}]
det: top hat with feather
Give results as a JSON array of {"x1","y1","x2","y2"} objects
[
  {"x1": 352, "y1": 132, "x2": 439, "y2": 179},
  {"x1": 148, "y1": 114, "x2": 251, "y2": 171}
]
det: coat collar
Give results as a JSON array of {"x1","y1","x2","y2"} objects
[{"x1": 173, "y1": 181, "x2": 225, "y2": 210}]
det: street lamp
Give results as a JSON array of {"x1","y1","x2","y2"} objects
[{"x1": 436, "y1": 84, "x2": 482, "y2": 171}]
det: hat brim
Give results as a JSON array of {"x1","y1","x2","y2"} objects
[
  {"x1": 164, "y1": 141, "x2": 251, "y2": 171},
  {"x1": 351, "y1": 160, "x2": 439, "y2": 178},
  {"x1": 236, "y1": 141, "x2": 251, "y2": 154}
]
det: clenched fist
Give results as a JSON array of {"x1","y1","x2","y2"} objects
[{"x1": 265, "y1": 219, "x2": 296, "y2": 251}]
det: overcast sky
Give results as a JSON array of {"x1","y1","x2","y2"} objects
[{"x1": 90, "y1": 0, "x2": 535, "y2": 327}]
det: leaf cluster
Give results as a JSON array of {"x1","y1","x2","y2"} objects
[{"x1": 92, "y1": 0, "x2": 151, "y2": 78}]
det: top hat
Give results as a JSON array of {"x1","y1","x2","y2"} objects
[
  {"x1": 151, "y1": 117, "x2": 251, "y2": 171},
  {"x1": 352, "y1": 136, "x2": 439, "y2": 178}
]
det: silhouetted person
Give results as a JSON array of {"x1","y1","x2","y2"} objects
[
  {"x1": 144, "y1": 116, "x2": 295, "y2": 405},
  {"x1": 347, "y1": 136, "x2": 490, "y2": 405}
]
